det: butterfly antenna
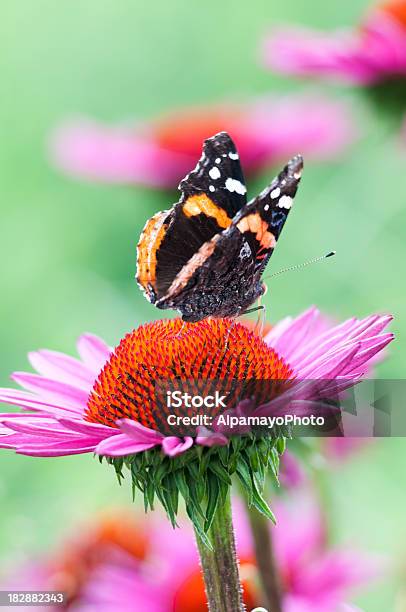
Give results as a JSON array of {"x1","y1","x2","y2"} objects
[{"x1": 263, "y1": 251, "x2": 336, "y2": 281}]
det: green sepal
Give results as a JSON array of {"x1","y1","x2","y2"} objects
[
  {"x1": 204, "y1": 472, "x2": 220, "y2": 532},
  {"x1": 99, "y1": 433, "x2": 285, "y2": 546},
  {"x1": 209, "y1": 458, "x2": 232, "y2": 486}
]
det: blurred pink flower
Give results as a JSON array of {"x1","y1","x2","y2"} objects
[
  {"x1": 263, "y1": 2, "x2": 406, "y2": 85},
  {"x1": 280, "y1": 449, "x2": 307, "y2": 488},
  {"x1": 74, "y1": 495, "x2": 378, "y2": 611},
  {"x1": 280, "y1": 437, "x2": 372, "y2": 492},
  {"x1": 1, "y1": 510, "x2": 149, "y2": 611},
  {"x1": 49, "y1": 95, "x2": 354, "y2": 188},
  {"x1": 323, "y1": 437, "x2": 372, "y2": 461},
  {"x1": 0, "y1": 309, "x2": 393, "y2": 458}
]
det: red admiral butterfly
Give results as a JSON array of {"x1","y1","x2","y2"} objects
[{"x1": 137, "y1": 132, "x2": 303, "y2": 322}]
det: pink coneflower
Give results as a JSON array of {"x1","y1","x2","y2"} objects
[
  {"x1": 71, "y1": 496, "x2": 378, "y2": 611},
  {"x1": 0, "y1": 309, "x2": 393, "y2": 460},
  {"x1": 4, "y1": 500, "x2": 377, "y2": 611},
  {"x1": 49, "y1": 95, "x2": 354, "y2": 188},
  {"x1": 0, "y1": 306, "x2": 393, "y2": 604},
  {"x1": 0, "y1": 305, "x2": 389, "y2": 612},
  {"x1": 263, "y1": 1, "x2": 406, "y2": 86},
  {"x1": 2, "y1": 510, "x2": 149, "y2": 610}
]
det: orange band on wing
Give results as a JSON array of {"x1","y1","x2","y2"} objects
[
  {"x1": 236, "y1": 213, "x2": 276, "y2": 249},
  {"x1": 183, "y1": 194, "x2": 232, "y2": 229},
  {"x1": 163, "y1": 234, "x2": 220, "y2": 300},
  {"x1": 136, "y1": 211, "x2": 169, "y2": 294}
]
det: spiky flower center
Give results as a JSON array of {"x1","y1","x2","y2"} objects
[{"x1": 85, "y1": 318, "x2": 293, "y2": 431}]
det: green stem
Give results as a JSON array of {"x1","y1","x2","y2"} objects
[
  {"x1": 247, "y1": 507, "x2": 283, "y2": 612},
  {"x1": 195, "y1": 492, "x2": 245, "y2": 612}
]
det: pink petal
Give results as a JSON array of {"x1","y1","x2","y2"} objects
[
  {"x1": 162, "y1": 436, "x2": 193, "y2": 456},
  {"x1": 290, "y1": 318, "x2": 372, "y2": 373},
  {"x1": 50, "y1": 120, "x2": 193, "y2": 188},
  {"x1": 76, "y1": 333, "x2": 112, "y2": 375},
  {"x1": 267, "y1": 307, "x2": 321, "y2": 361},
  {"x1": 10, "y1": 372, "x2": 88, "y2": 412},
  {"x1": 28, "y1": 349, "x2": 95, "y2": 389},
  {"x1": 95, "y1": 433, "x2": 157, "y2": 457},
  {"x1": 2, "y1": 418, "x2": 81, "y2": 438},
  {"x1": 294, "y1": 550, "x2": 381, "y2": 599},
  {"x1": 10, "y1": 437, "x2": 99, "y2": 456},
  {"x1": 196, "y1": 426, "x2": 228, "y2": 447},
  {"x1": 273, "y1": 494, "x2": 325, "y2": 570},
  {"x1": 117, "y1": 419, "x2": 164, "y2": 443},
  {"x1": 0, "y1": 387, "x2": 80, "y2": 417},
  {"x1": 339, "y1": 334, "x2": 394, "y2": 376},
  {"x1": 246, "y1": 95, "x2": 355, "y2": 161},
  {"x1": 302, "y1": 344, "x2": 360, "y2": 379},
  {"x1": 57, "y1": 417, "x2": 118, "y2": 437},
  {"x1": 263, "y1": 13, "x2": 406, "y2": 85},
  {"x1": 283, "y1": 596, "x2": 322, "y2": 612},
  {"x1": 279, "y1": 451, "x2": 306, "y2": 488}
]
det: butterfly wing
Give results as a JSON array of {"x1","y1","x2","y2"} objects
[
  {"x1": 232, "y1": 154, "x2": 303, "y2": 276},
  {"x1": 153, "y1": 155, "x2": 303, "y2": 321},
  {"x1": 136, "y1": 131, "x2": 247, "y2": 302}
]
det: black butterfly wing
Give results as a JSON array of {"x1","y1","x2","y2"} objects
[
  {"x1": 153, "y1": 155, "x2": 303, "y2": 321},
  {"x1": 179, "y1": 130, "x2": 247, "y2": 218},
  {"x1": 136, "y1": 131, "x2": 247, "y2": 302},
  {"x1": 232, "y1": 154, "x2": 303, "y2": 276}
]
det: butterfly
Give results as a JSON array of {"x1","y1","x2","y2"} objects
[{"x1": 136, "y1": 131, "x2": 302, "y2": 322}]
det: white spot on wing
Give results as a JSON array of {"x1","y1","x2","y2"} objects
[
  {"x1": 209, "y1": 167, "x2": 221, "y2": 180},
  {"x1": 264, "y1": 204, "x2": 270, "y2": 211},
  {"x1": 229, "y1": 152, "x2": 239, "y2": 160},
  {"x1": 209, "y1": 185, "x2": 215, "y2": 192},
  {"x1": 270, "y1": 188, "x2": 280, "y2": 199},
  {"x1": 225, "y1": 178, "x2": 247, "y2": 195},
  {"x1": 215, "y1": 157, "x2": 221, "y2": 164},
  {"x1": 239, "y1": 242, "x2": 251, "y2": 260},
  {"x1": 278, "y1": 195, "x2": 293, "y2": 209}
]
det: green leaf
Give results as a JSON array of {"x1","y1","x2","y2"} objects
[
  {"x1": 187, "y1": 505, "x2": 213, "y2": 550},
  {"x1": 231, "y1": 436, "x2": 242, "y2": 457},
  {"x1": 185, "y1": 472, "x2": 206, "y2": 520},
  {"x1": 154, "y1": 459, "x2": 170, "y2": 485},
  {"x1": 199, "y1": 447, "x2": 214, "y2": 475},
  {"x1": 251, "y1": 479, "x2": 276, "y2": 524},
  {"x1": 209, "y1": 459, "x2": 232, "y2": 485},
  {"x1": 204, "y1": 472, "x2": 220, "y2": 532},
  {"x1": 246, "y1": 442, "x2": 260, "y2": 472},
  {"x1": 276, "y1": 436, "x2": 286, "y2": 454},
  {"x1": 217, "y1": 445, "x2": 229, "y2": 467},
  {"x1": 174, "y1": 469, "x2": 190, "y2": 503},
  {"x1": 218, "y1": 479, "x2": 229, "y2": 507},
  {"x1": 236, "y1": 455, "x2": 253, "y2": 505},
  {"x1": 145, "y1": 478, "x2": 155, "y2": 510}
]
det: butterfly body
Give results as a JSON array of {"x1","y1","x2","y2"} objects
[{"x1": 136, "y1": 132, "x2": 303, "y2": 322}]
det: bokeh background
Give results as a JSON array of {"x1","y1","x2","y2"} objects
[{"x1": 0, "y1": 0, "x2": 405, "y2": 609}]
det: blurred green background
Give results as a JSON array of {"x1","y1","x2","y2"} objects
[{"x1": 0, "y1": 0, "x2": 405, "y2": 609}]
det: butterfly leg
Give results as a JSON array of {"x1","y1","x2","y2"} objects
[
  {"x1": 175, "y1": 320, "x2": 187, "y2": 338},
  {"x1": 222, "y1": 308, "x2": 243, "y2": 354},
  {"x1": 255, "y1": 302, "x2": 266, "y2": 338},
  {"x1": 239, "y1": 303, "x2": 266, "y2": 337}
]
